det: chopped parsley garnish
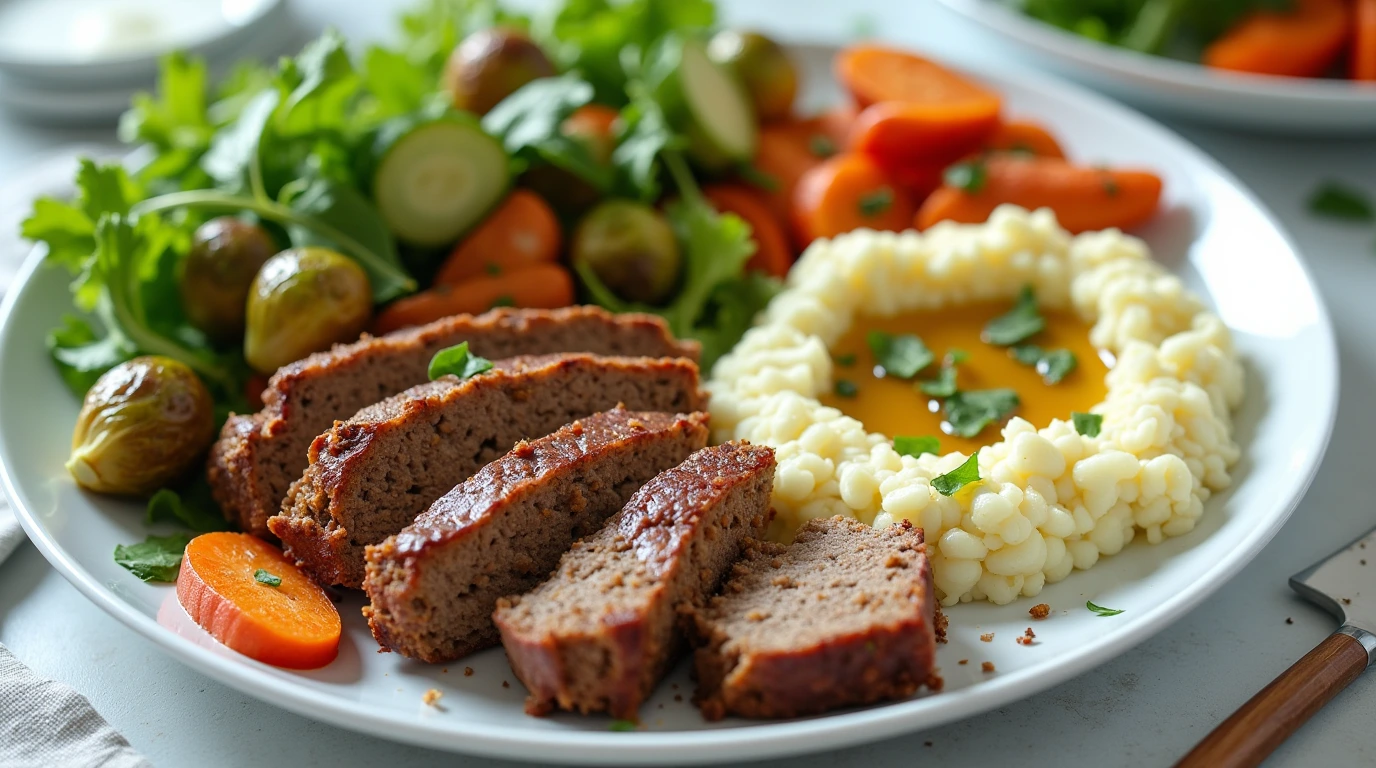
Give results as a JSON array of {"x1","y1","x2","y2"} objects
[
  {"x1": 866, "y1": 330, "x2": 933, "y2": 379},
  {"x1": 484, "y1": 262, "x2": 502, "y2": 276},
  {"x1": 945, "y1": 348, "x2": 970, "y2": 365},
  {"x1": 932, "y1": 452, "x2": 980, "y2": 496},
  {"x1": 427, "y1": 342, "x2": 494, "y2": 381},
  {"x1": 944, "y1": 160, "x2": 987, "y2": 193},
  {"x1": 834, "y1": 378, "x2": 859, "y2": 398},
  {"x1": 1308, "y1": 182, "x2": 1373, "y2": 222},
  {"x1": 918, "y1": 365, "x2": 958, "y2": 397},
  {"x1": 253, "y1": 569, "x2": 282, "y2": 587},
  {"x1": 1072, "y1": 412, "x2": 1103, "y2": 438},
  {"x1": 945, "y1": 388, "x2": 1020, "y2": 438},
  {"x1": 1102, "y1": 176, "x2": 1120, "y2": 197},
  {"x1": 609, "y1": 719, "x2": 638, "y2": 732},
  {"x1": 1086, "y1": 600, "x2": 1124, "y2": 617},
  {"x1": 983, "y1": 286, "x2": 1045, "y2": 346},
  {"x1": 809, "y1": 134, "x2": 837, "y2": 158},
  {"x1": 894, "y1": 435, "x2": 940, "y2": 458},
  {"x1": 1011, "y1": 345, "x2": 1077, "y2": 384},
  {"x1": 834, "y1": 352, "x2": 857, "y2": 367},
  {"x1": 1010, "y1": 344, "x2": 1043, "y2": 365},
  {"x1": 490, "y1": 295, "x2": 516, "y2": 308},
  {"x1": 113, "y1": 534, "x2": 191, "y2": 583},
  {"x1": 857, "y1": 187, "x2": 895, "y2": 217},
  {"x1": 740, "y1": 165, "x2": 780, "y2": 192}
]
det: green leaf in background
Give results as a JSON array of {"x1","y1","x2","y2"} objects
[
  {"x1": 47, "y1": 315, "x2": 135, "y2": 397},
  {"x1": 281, "y1": 178, "x2": 411, "y2": 302},
  {"x1": 1072, "y1": 411, "x2": 1103, "y2": 438},
  {"x1": 118, "y1": 52, "x2": 213, "y2": 190},
  {"x1": 612, "y1": 96, "x2": 680, "y2": 201},
  {"x1": 866, "y1": 330, "x2": 934, "y2": 379},
  {"x1": 113, "y1": 533, "x2": 191, "y2": 582},
  {"x1": 360, "y1": 46, "x2": 437, "y2": 123},
  {"x1": 145, "y1": 482, "x2": 231, "y2": 533},
  {"x1": 428, "y1": 342, "x2": 495, "y2": 381},
  {"x1": 275, "y1": 30, "x2": 361, "y2": 138},
  {"x1": 690, "y1": 271, "x2": 780, "y2": 370},
  {"x1": 483, "y1": 74, "x2": 614, "y2": 191},
  {"x1": 399, "y1": 0, "x2": 529, "y2": 78},
  {"x1": 894, "y1": 435, "x2": 940, "y2": 458},
  {"x1": 983, "y1": 285, "x2": 1045, "y2": 346},
  {"x1": 1308, "y1": 181, "x2": 1374, "y2": 222},
  {"x1": 945, "y1": 388, "x2": 1020, "y2": 438},
  {"x1": 932, "y1": 452, "x2": 981, "y2": 496},
  {"x1": 201, "y1": 90, "x2": 280, "y2": 195}
]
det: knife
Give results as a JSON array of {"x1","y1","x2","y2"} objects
[{"x1": 1175, "y1": 525, "x2": 1376, "y2": 768}]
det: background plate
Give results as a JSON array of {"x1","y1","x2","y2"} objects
[{"x1": 0, "y1": 45, "x2": 1338, "y2": 765}]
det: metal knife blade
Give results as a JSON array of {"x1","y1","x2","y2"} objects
[{"x1": 1291, "y1": 524, "x2": 1376, "y2": 657}]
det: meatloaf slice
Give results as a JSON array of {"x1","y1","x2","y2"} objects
[
  {"x1": 210, "y1": 306, "x2": 698, "y2": 537},
  {"x1": 364, "y1": 409, "x2": 710, "y2": 663},
  {"x1": 494, "y1": 442, "x2": 776, "y2": 719},
  {"x1": 685, "y1": 516, "x2": 937, "y2": 720},
  {"x1": 268, "y1": 354, "x2": 704, "y2": 589}
]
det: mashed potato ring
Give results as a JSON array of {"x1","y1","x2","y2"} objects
[{"x1": 707, "y1": 205, "x2": 1245, "y2": 606}]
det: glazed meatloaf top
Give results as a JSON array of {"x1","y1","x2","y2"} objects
[
  {"x1": 494, "y1": 442, "x2": 776, "y2": 719},
  {"x1": 686, "y1": 516, "x2": 937, "y2": 720},
  {"x1": 209, "y1": 305, "x2": 698, "y2": 536},
  {"x1": 268, "y1": 353, "x2": 705, "y2": 588},
  {"x1": 364, "y1": 409, "x2": 711, "y2": 663}
]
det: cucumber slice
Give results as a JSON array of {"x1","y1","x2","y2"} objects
[
  {"x1": 373, "y1": 117, "x2": 511, "y2": 247},
  {"x1": 655, "y1": 38, "x2": 758, "y2": 169}
]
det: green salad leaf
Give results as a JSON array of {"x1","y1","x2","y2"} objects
[
  {"x1": 1308, "y1": 182, "x2": 1374, "y2": 222},
  {"x1": 145, "y1": 485, "x2": 232, "y2": 533},
  {"x1": 428, "y1": 342, "x2": 495, "y2": 380},
  {"x1": 483, "y1": 74, "x2": 613, "y2": 191},
  {"x1": 1086, "y1": 599, "x2": 1124, "y2": 617},
  {"x1": 1072, "y1": 411, "x2": 1103, "y2": 438},
  {"x1": 113, "y1": 534, "x2": 191, "y2": 582},
  {"x1": 932, "y1": 452, "x2": 980, "y2": 496}
]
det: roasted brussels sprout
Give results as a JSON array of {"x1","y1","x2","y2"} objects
[
  {"x1": 179, "y1": 217, "x2": 276, "y2": 342},
  {"x1": 572, "y1": 200, "x2": 681, "y2": 305},
  {"x1": 707, "y1": 30, "x2": 798, "y2": 122},
  {"x1": 66, "y1": 356, "x2": 216, "y2": 496},
  {"x1": 244, "y1": 248, "x2": 372, "y2": 374},
  {"x1": 443, "y1": 28, "x2": 556, "y2": 115}
]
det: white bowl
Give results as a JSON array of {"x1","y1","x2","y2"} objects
[{"x1": 938, "y1": 0, "x2": 1376, "y2": 134}]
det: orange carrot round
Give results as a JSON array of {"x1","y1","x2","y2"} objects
[
  {"x1": 914, "y1": 156, "x2": 1162, "y2": 234},
  {"x1": 792, "y1": 153, "x2": 916, "y2": 246},
  {"x1": 176, "y1": 532, "x2": 341, "y2": 670},
  {"x1": 434, "y1": 190, "x2": 562, "y2": 286},
  {"x1": 835, "y1": 45, "x2": 1001, "y2": 109},
  {"x1": 374, "y1": 263, "x2": 575, "y2": 334},
  {"x1": 1353, "y1": 0, "x2": 1376, "y2": 80},
  {"x1": 816, "y1": 103, "x2": 859, "y2": 146},
  {"x1": 704, "y1": 184, "x2": 794, "y2": 277},
  {"x1": 1203, "y1": 0, "x2": 1350, "y2": 78},
  {"x1": 984, "y1": 119, "x2": 1066, "y2": 159},
  {"x1": 849, "y1": 99, "x2": 1001, "y2": 175},
  {"x1": 754, "y1": 121, "x2": 830, "y2": 222}
]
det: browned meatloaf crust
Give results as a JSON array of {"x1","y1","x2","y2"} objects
[
  {"x1": 364, "y1": 409, "x2": 710, "y2": 663},
  {"x1": 209, "y1": 306, "x2": 699, "y2": 537},
  {"x1": 494, "y1": 442, "x2": 776, "y2": 719},
  {"x1": 684, "y1": 516, "x2": 937, "y2": 721},
  {"x1": 268, "y1": 354, "x2": 704, "y2": 589}
]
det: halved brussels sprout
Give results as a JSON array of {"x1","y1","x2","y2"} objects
[{"x1": 244, "y1": 247, "x2": 372, "y2": 374}]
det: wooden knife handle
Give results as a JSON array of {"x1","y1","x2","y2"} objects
[{"x1": 1175, "y1": 631, "x2": 1369, "y2": 768}]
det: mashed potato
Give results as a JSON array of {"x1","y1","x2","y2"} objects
[{"x1": 707, "y1": 206, "x2": 1244, "y2": 606}]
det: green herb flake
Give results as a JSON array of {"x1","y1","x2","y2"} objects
[
  {"x1": 983, "y1": 286, "x2": 1045, "y2": 346},
  {"x1": 834, "y1": 378, "x2": 859, "y2": 398},
  {"x1": 113, "y1": 534, "x2": 191, "y2": 582},
  {"x1": 490, "y1": 295, "x2": 516, "y2": 309},
  {"x1": 918, "y1": 366, "x2": 958, "y2": 397},
  {"x1": 894, "y1": 435, "x2": 940, "y2": 458},
  {"x1": 484, "y1": 262, "x2": 501, "y2": 276},
  {"x1": 1102, "y1": 176, "x2": 1120, "y2": 198},
  {"x1": 740, "y1": 165, "x2": 780, "y2": 193},
  {"x1": 866, "y1": 330, "x2": 934, "y2": 379},
  {"x1": 834, "y1": 352, "x2": 857, "y2": 367},
  {"x1": 857, "y1": 187, "x2": 894, "y2": 218},
  {"x1": 1072, "y1": 412, "x2": 1103, "y2": 438},
  {"x1": 808, "y1": 134, "x2": 837, "y2": 158},
  {"x1": 945, "y1": 389, "x2": 1020, "y2": 438},
  {"x1": 1308, "y1": 182, "x2": 1374, "y2": 222},
  {"x1": 932, "y1": 452, "x2": 980, "y2": 496},
  {"x1": 1010, "y1": 344, "x2": 1044, "y2": 365},
  {"x1": 945, "y1": 348, "x2": 970, "y2": 365},
  {"x1": 944, "y1": 161, "x2": 987, "y2": 194},
  {"x1": 254, "y1": 569, "x2": 282, "y2": 587},
  {"x1": 1086, "y1": 600, "x2": 1124, "y2": 617},
  {"x1": 427, "y1": 342, "x2": 494, "y2": 381},
  {"x1": 1037, "y1": 349, "x2": 1078, "y2": 384},
  {"x1": 609, "y1": 720, "x2": 638, "y2": 732}
]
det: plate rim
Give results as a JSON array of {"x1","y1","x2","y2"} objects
[
  {"x1": 0, "y1": 50, "x2": 1340, "y2": 765},
  {"x1": 937, "y1": 0, "x2": 1376, "y2": 105}
]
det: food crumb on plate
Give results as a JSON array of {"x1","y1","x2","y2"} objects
[
  {"x1": 1029, "y1": 603, "x2": 1051, "y2": 620},
  {"x1": 464, "y1": 667, "x2": 474, "y2": 676},
  {"x1": 935, "y1": 608, "x2": 949, "y2": 643},
  {"x1": 502, "y1": 680, "x2": 511, "y2": 688},
  {"x1": 958, "y1": 659, "x2": 969, "y2": 665},
  {"x1": 422, "y1": 688, "x2": 442, "y2": 706},
  {"x1": 980, "y1": 632, "x2": 994, "y2": 642},
  {"x1": 924, "y1": 741, "x2": 934, "y2": 747},
  {"x1": 982, "y1": 661, "x2": 996, "y2": 673},
  {"x1": 1016, "y1": 627, "x2": 1037, "y2": 646},
  {"x1": 1286, "y1": 617, "x2": 1294, "y2": 625},
  {"x1": 674, "y1": 694, "x2": 683, "y2": 702}
]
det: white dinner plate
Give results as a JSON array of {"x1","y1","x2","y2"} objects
[
  {"x1": 938, "y1": 0, "x2": 1376, "y2": 134},
  {"x1": 0, "y1": 45, "x2": 1338, "y2": 765}
]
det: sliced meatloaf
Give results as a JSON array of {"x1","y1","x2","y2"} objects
[
  {"x1": 268, "y1": 354, "x2": 704, "y2": 588},
  {"x1": 364, "y1": 409, "x2": 710, "y2": 663},
  {"x1": 685, "y1": 516, "x2": 937, "y2": 720},
  {"x1": 210, "y1": 306, "x2": 699, "y2": 537},
  {"x1": 494, "y1": 442, "x2": 776, "y2": 719}
]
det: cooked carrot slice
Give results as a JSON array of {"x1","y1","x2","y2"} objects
[
  {"x1": 1353, "y1": 0, "x2": 1376, "y2": 80},
  {"x1": 435, "y1": 190, "x2": 562, "y2": 286},
  {"x1": 835, "y1": 45, "x2": 1002, "y2": 110},
  {"x1": 1203, "y1": 0, "x2": 1350, "y2": 78},
  {"x1": 374, "y1": 263, "x2": 576, "y2": 334},
  {"x1": 984, "y1": 119, "x2": 1066, "y2": 159},
  {"x1": 914, "y1": 156, "x2": 1162, "y2": 234},
  {"x1": 704, "y1": 184, "x2": 794, "y2": 277},
  {"x1": 753, "y1": 121, "x2": 830, "y2": 223},
  {"x1": 176, "y1": 532, "x2": 341, "y2": 669},
  {"x1": 792, "y1": 153, "x2": 916, "y2": 246},
  {"x1": 849, "y1": 100, "x2": 1001, "y2": 175}
]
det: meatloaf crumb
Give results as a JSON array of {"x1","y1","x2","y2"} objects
[
  {"x1": 210, "y1": 306, "x2": 698, "y2": 537},
  {"x1": 1029, "y1": 603, "x2": 1050, "y2": 620},
  {"x1": 684, "y1": 516, "x2": 936, "y2": 720},
  {"x1": 363, "y1": 409, "x2": 710, "y2": 663},
  {"x1": 494, "y1": 442, "x2": 776, "y2": 719},
  {"x1": 268, "y1": 353, "x2": 704, "y2": 588}
]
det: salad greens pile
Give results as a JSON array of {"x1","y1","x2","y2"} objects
[
  {"x1": 23, "y1": 0, "x2": 776, "y2": 419},
  {"x1": 1019, "y1": 0, "x2": 1291, "y2": 55}
]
